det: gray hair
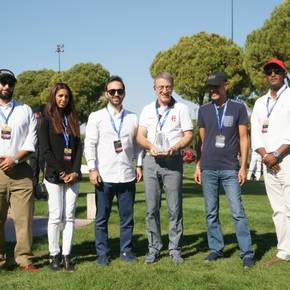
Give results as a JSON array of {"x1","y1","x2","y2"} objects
[{"x1": 154, "y1": 72, "x2": 174, "y2": 86}]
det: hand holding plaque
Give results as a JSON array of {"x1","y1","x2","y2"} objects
[{"x1": 153, "y1": 132, "x2": 170, "y2": 157}]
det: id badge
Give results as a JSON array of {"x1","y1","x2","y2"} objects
[
  {"x1": 64, "y1": 147, "x2": 72, "y2": 161},
  {"x1": 262, "y1": 120, "x2": 269, "y2": 134},
  {"x1": 1, "y1": 125, "x2": 12, "y2": 140},
  {"x1": 113, "y1": 140, "x2": 123, "y2": 153},
  {"x1": 215, "y1": 134, "x2": 225, "y2": 148}
]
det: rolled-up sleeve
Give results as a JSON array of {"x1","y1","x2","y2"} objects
[
  {"x1": 20, "y1": 106, "x2": 37, "y2": 152},
  {"x1": 251, "y1": 100, "x2": 265, "y2": 151}
]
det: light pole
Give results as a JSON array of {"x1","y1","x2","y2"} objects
[
  {"x1": 56, "y1": 44, "x2": 64, "y2": 73},
  {"x1": 231, "y1": 0, "x2": 234, "y2": 42}
]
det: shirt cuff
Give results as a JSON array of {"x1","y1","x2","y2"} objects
[{"x1": 87, "y1": 159, "x2": 97, "y2": 171}]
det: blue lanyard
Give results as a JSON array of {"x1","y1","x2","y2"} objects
[
  {"x1": 106, "y1": 107, "x2": 125, "y2": 139},
  {"x1": 155, "y1": 107, "x2": 170, "y2": 131},
  {"x1": 266, "y1": 85, "x2": 287, "y2": 118},
  {"x1": 213, "y1": 100, "x2": 229, "y2": 133},
  {"x1": 0, "y1": 100, "x2": 15, "y2": 124},
  {"x1": 63, "y1": 116, "x2": 70, "y2": 147}
]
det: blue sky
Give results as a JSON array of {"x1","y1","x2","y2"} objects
[{"x1": 2, "y1": 0, "x2": 282, "y2": 116}]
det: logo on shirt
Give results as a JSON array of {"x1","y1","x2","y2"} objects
[
  {"x1": 223, "y1": 116, "x2": 233, "y2": 127},
  {"x1": 171, "y1": 115, "x2": 176, "y2": 122}
]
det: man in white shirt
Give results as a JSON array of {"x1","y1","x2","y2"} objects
[
  {"x1": 0, "y1": 69, "x2": 37, "y2": 271},
  {"x1": 137, "y1": 72, "x2": 193, "y2": 264},
  {"x1": 251, "y1": 58, "x2": 290, "y2": 266},
  {"x1": 84, "y1": 76, "x2": 142, "y2": 267}
]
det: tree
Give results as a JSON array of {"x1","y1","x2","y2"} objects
[
  {"x1": 150, "y1": 32, "x2": 250, "y2": 105},
  {"x1": 37, "y1": 63, "x2": 110, "y2": 122},
  {"x1": 62, "y1": 63, "x2": 110, "y2": 122},
  {"x1": 244, "y1": 0, "x2": 290, "y2": 95},
  {"x1": 13, "y1": 69, "x2": 56, "y2": 107}
]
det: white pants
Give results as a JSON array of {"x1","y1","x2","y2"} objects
[
  {"x1": 45, "y1": 180, "x2": 79, "y2": 256},
  {"x1": 263, "y1": 156, "x2": 290, "y2": 260}
]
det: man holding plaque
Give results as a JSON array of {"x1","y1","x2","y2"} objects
[
  {"x1": 137, "y1": 72, "x2": 193, "y2": 264},
  {"x1": 194, "y1": 72, "x2": 254, "y2": 268},
  {"x1": 251, "y1": 59, "x2": 290, "y2": 266}
]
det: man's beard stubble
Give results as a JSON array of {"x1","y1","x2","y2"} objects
[{"x1": 0, "y1": 90, "x2": 13, "y2": 101}]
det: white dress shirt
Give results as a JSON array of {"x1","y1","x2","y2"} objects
[
  {"x1": 84, "y1": 104, "x2": 141, "y2": 183},
  {"x1": 251, "y1": 85, "x2": 290, "y2": 152},
  {"x1": 139, "y1": 101, "x2": 193, "y2": 147},
  {"x1": 0, "y1": 100, "x2": 37, "y2": 156}
]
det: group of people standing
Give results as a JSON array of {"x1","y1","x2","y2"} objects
[{"x1": 0, "y1": 57, "x2": 289, "y2": 272}]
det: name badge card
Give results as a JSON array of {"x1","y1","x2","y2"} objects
[
  {"x1": 262, "y1": 120, "x2": 269, "y2": 134},
  {"x1": 215, "y1": 134, "x2": 225, "y2": 148},
  {"x1": 1, "y1": 125, "x2": 12, "y2": 140},
  {"x1": 64, "y1": 148, "x2": 72, "y2": 161},
  {"x1": 113, "y1": 140, "x2": 123, "y2": 153}
]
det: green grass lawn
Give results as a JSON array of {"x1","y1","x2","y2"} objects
[{"x1": 2, "y1": 165, "x2": 289, "y2": 290}]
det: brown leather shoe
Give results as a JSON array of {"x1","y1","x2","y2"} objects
[
  {"x1": 265, "y1": 256, "x2": 287, "y2": 267},
  {"x1": 19, "y1": 263, "x2": 38, "y2": 272}
]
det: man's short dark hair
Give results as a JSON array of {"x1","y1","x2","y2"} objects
[{"x1": 105, "y1": 75, "x2": 125, "y2": 91}]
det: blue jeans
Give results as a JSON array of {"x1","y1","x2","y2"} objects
[
  {"x1": 201, "y1": 170, "x2": 254, "y2": 259},
  {"x1": 95, "y1": 181, "x2": 135, "y2": 256}
]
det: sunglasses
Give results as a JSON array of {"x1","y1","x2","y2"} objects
[
  {"x1": 0, "y1": 79, "x2": 16, "y2": 87},
  {"x1": 107, "y1": 89, "x2": 124, "y2": 96},
  {"x1": 264, "y1": 68, "x2": 284, "y2": 76}
]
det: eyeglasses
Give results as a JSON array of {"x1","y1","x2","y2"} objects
[
  {"x1": 155, "y1": 85, "x2": 173, "y2": 91},
  {"x1": 264, "y1": 68, "x2": 284, "y2": 76},
  {"x1": 107, "y1": 89, "x2": 124, "y2": 96},
  {"x1": 0, "y1": 79, "x2": 16, "y2": 87}
]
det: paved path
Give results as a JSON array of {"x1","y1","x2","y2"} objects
[{"x1": 5, "y1": 216, "x2": 93, "y2": 242}]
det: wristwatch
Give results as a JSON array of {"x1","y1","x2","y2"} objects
[
  {"x1": 272, "y1": 151, "x2": 280, "y2": 158},
  {"x1": 13, "y1": 158, "x2": 19, "y2": 165}
]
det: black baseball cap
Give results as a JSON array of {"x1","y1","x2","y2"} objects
[
  {"x1": 206, "y1": 72, "x2": 227, "y2": 86},
  {"x1": 0, "y1": 69, "x2": 17, "y2": 82}
]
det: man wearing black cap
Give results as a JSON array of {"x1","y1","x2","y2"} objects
[
  {"x1": 0, "y1": 69, "x2": 37, "y2": 271},
  {"x1": 194, "y1": 71, "x2": 254, "y2": 268},
  {"x1": 251, "y1": 58, "x2": 290, "y2": 266}
]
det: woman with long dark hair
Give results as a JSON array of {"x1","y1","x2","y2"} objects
[{"x1": 39, "y1": 83, "x2": 82, "y2": 272}]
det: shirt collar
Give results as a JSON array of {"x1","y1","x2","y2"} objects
[
  {"x1": 107, "y1": 103, "x2": 124, "y2": 117},
  {"x1": 0, "y1": 99, "x2": 14, "y2": 109},
  {"x1": 155, "y1": 96, "x2": 176, "y2": 109},
  {"x1": 267, "y1": 84, "x2": 287, "y2": 100}
]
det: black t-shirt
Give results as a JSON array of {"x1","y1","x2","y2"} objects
[{"x1": 198, "y1": 100, "x2": 248, "y2": 170}]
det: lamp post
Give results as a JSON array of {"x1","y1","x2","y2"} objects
[
  {"x1": 56, "y1": 44, "x2": 64, "y2": 73},
  {"x1": 231, "y1": 0, "x2": 234, "y2": 42}
]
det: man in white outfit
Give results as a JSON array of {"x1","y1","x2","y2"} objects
[{"x1": 251, "y1": 58, "x2": 290, "y2": 266}]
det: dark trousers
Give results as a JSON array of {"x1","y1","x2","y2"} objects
[{"x1": 95, "y1": 181, "x2": 135, "y2": 256}]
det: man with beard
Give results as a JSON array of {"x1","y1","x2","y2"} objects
[
  {"x1": 84, "y1": 75, "x2": 142, "y2": 266},
  {"x1": 0, "y1": 69, "x2": 37, "y2": 271},
  {"x1": 251, "y1": 59, "x2": 290, "y2": 266},
  {"x1": 194, "y1": 72, "x2": 254, "y2": 268},
  {"x1": 137, "y1": 72, "x2": 193, "y2": 264}
]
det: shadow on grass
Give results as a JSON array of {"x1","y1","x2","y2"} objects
[
  {"x1": 67, "y1": 228, "x2": 277, "y2": 265},
  {"x1": 1, "y1": 228, "x2": 277, "y2": 269}
]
